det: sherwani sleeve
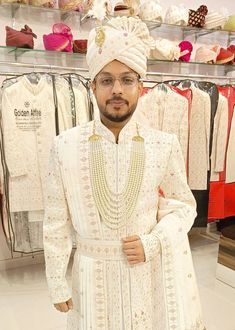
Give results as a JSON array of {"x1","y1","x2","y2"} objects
[
  {"x1": 140, "y1": 135, "x2": 197, "y2": 262},
  {"x1": 43, "y1": 138, "x2": 73, "y2": 304},
  {"x1": 204, "y1": 93, "x2": 211, "y2": 171},
  {"x1": 214, "y1": 95, "x2": 228, "y2": 172}
]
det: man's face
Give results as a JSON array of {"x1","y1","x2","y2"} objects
[{"x1": 92, "y1": 60, "x2": 143, "y2": 123}]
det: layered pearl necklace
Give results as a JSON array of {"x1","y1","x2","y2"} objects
[{"x1": 89, "y1": 121, "x2": 145, "y2": 230}]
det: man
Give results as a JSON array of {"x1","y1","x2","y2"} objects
[{"x1": 44, "y1": 16, "x2": 205, "y2": 329}]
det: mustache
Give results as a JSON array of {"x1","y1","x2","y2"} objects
[{"x1": 106, "y1": 97, "x2": 129, "y2": 105}]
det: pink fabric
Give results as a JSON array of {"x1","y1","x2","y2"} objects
[
  {"x1": 178, "y1": 41, "x2": 193, "y2": 62},
  {"x1": 43, "y1": 23, "x2": 73, "y2": 52}
]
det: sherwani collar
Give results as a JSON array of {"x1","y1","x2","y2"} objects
[
  {"x1": 95, "y1": 116, "x2": 139, "y2": 144},
  {"x1": 21, "y1": 75, "x2": 46, "y2": 95}
]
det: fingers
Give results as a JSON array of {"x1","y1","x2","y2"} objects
[
  {"x1": 123, "y1": 235, "x2": 140, "y2": 243},
  {"x1": 123, "y1": 241, "x2": 138, "y2": 249},
  {"x1": 126, "y1": 255, "x2": 138, "y2": 262},
  {"x1": 67, "y1": 298, "x2": 73, "y2": 310},
  {"x1": 126, "y1": 254, "x2": 144, "y2": 265},
  {"x1": 54, "y1": 303, "x2": 68, "y2": 313},
  {"x1": 123, "y1": 248, "x2": 136, "y2": 256},
  {"x1": 122, "y1": 236, "x2": 145, "y2": 265},
  {"x1": 54, "y1": 299, "x2": 73, "y2": 313}
]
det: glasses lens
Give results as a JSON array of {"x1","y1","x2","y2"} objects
[
  {"x1": 121, "y1": 75, "x2": 138, "y2": 86},
  {"x1": 98, "y1": 77, "x2": 114, "y2": 87},
  {"x1": 96, "y1": 74, "x2": 139, "y2": 88}
]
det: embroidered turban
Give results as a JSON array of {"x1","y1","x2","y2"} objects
[{"x1": 86, "y1": 16, "x2": 152, "y2": 80}]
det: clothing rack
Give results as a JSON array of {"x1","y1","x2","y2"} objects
[
  {"x1": 0, "y1": 61, "x2": 234, "y2": 83},
  {"x1": 0, "y1": 61, "x2": 89, "y2": 74},
  {"x1": 146, "y1": 71, "x2": 235, "y2": 83}
]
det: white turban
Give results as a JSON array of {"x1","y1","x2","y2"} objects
[{"x1": 86, "y1": 16, "x2": 152, "y2": 80}]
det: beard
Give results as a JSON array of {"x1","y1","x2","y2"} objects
[{"x1": 97, "y1": 96, "x2": 138, "y2": 123}]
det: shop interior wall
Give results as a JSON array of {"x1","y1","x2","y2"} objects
[{"x1": 0, "y1": 0, "x2": 234, "y2": 265}]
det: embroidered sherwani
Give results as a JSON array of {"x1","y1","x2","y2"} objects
[{"x1": 44, "y1": 118, "x2": 205, "y2": 330}]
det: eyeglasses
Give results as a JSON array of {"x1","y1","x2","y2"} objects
[{"x1": 95, "y1": 73, "x2": 140, "y2": 89}]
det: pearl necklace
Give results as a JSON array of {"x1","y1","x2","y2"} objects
[{"x1": 89, "y1": 121, "x2": 145, "y2": 230}]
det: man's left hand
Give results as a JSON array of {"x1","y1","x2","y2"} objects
[{"x1": 122, "y1": 235, "x2": 145, "y2": 265}]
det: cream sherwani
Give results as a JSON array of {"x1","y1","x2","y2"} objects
[
  {"x1": 136, "y1": 85, "x2": 189, "y2": 164},
  {"x1": 44, "y1": 118, "x2": 204, "y2": 330},
  {"x1": 210, "y1": 94, "x2": 228, "y2": 182}
]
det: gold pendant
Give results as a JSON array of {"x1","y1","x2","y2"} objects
[
  {"x1": 95, "y1": 26, "x2": 105, "y2": 48},
  {"x1": 132, "y1": 135, "x2": 144, "y2": 142},
  {"x1": 89, "y1": 134, "x2": 101, "y2": 141}
]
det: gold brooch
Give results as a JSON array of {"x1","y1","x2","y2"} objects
[{"x1": 95, "y1": 25, "x2": 105, "y2": 48}]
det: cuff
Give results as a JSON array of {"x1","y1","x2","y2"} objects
[
  {"x1": 139, "y1": 234, "x2": 161, "y2": 262},
  {"x1": 47, "y1": 280, "x2": 71, "y2": 304}
]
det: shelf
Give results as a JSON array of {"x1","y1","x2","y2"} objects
[
  {"x1": 0, "y1": 46, "x2": 234, "y2": 78},
  {"x1": 147, "y1": 59, "x2": 235, "y2": 77},
  {"x1": 0, "y1": 2, "x2": 235, "y2": 42},
  {"x1": 0, "y1": 46, "x2": 88, "y2": 72},
  {"x1": 0, "y1": 2, "x2": 66, "y2": 17}
]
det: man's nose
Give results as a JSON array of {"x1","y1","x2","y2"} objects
[{"x1": 111, "y1": 79, "x2": 123, "y2": 94}]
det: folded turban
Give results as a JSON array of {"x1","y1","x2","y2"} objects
[{"x1": 86, "y1": 16, "x2": 152, "y2": 81}]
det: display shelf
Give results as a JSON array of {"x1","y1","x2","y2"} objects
[
  {"x1": 0, "y1": 46, "x2": 234, "y2": 78},
  {"x1": 149, "y1": 23, "x2": 235, "y2": 46},
  {"x1": 0, "y1": 3, "x2": 96, "y2": 27},
  {"x1": 147, "y1": 59, "x2": 235, "y2": 77},
  {"x1": 0, "y1": 2, "x2": 235, "y2": 41},
  {"x1": 0, "y1": 2, "x2": 64, "y2": 17},
  {"x1": 0, "y1": 46, "x2": 88, "y2": 73}
]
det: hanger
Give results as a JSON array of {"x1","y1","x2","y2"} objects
[
  {"x1": 26, "y1": 69, "x2": 41, "y2": 85},
  {"x1": 62, "y1": 73, "x2": 90, "y2": 90},
  {"x1": 155, "y1": 82, "x2": 168, "y2": 93}
]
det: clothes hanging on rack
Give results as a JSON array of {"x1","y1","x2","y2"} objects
[
  {"x1": 208, "y1": 85, "x2": 235, "y2": 221},
  {"x1": 197, "y1": 82, "x2": 219, "y2": 158},
  {"x1": 136, "y1": 83, "x2": 191, "y2": 165},
  {"x1": 0, "y1": 72, "x2": 92, "y2": 253},
  {"x1": 167, "y1": 80, "x2": 212, "y2": 190},
  {"x1": 65, "y1": 74, "x2": 93, "y2": 125},
  {"x1": 210, "y1": 93, "x2": 228, "y2": 182},
  {"x1": 136, "y1": 78, "x2": 228, "y2": 226}
]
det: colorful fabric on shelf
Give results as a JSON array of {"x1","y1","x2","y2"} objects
[
  {"x1": 43, "y1": 23, "x2": 73, "y2": 52},
  {"x1": 164, "y1": 4, "x2": 189, "y2": 26},
  {"x1": 139, "y1": 0, "x2": 163, "y2": 22},
  {"x1": 30, "y1": 0, "x2": 57, "y2": 8},
  {"x1": 178, "y1": 40, "x2": 193, "y2": 62},
  {"x1": 73, "y1": 39, "x2": 88, "y2": 53},
  {"x1": 149, "y1": 38, "x2": 181, "y2": 61},
  {"x1": 195, "y1": 45, "x2": 220, "y2": 63},
  {"x1": 188, "y1": 5, "x2": 208, "y2": 28},
  {"x1": 5, "y1": 25, "x2": 37, "y2": 49},
  {"x1": 216, "y1": 47, "x2": 235, "y2": 64}
]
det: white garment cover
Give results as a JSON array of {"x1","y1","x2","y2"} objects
[
  {"x1": 44, "y1": 118, "x2": 205, "y2": 330},
  {"x1": 1, "y1": 75, "x2": 70, "y2": 212},
  {"x1": 226, "y1": 105, "x2": 235, "y2": 183},
  {"x1": 210, "y1": 94, "x2": 228, "y2": 182}
]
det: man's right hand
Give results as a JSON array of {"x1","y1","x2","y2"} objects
[{"x1": 54, "y1": 298, "x2": 73, "y2": 313}]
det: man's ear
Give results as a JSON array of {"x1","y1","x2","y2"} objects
[
  {"x1": 91, "y1": 80, "x2": 96, "y2": 94},
  {"x1": 138, "y1": 81, "x2": 143, "y2": 96}
]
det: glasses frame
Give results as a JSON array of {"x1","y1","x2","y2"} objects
[{"x1": 94, "y1": 72, "x2": 142, "y2": 89}]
